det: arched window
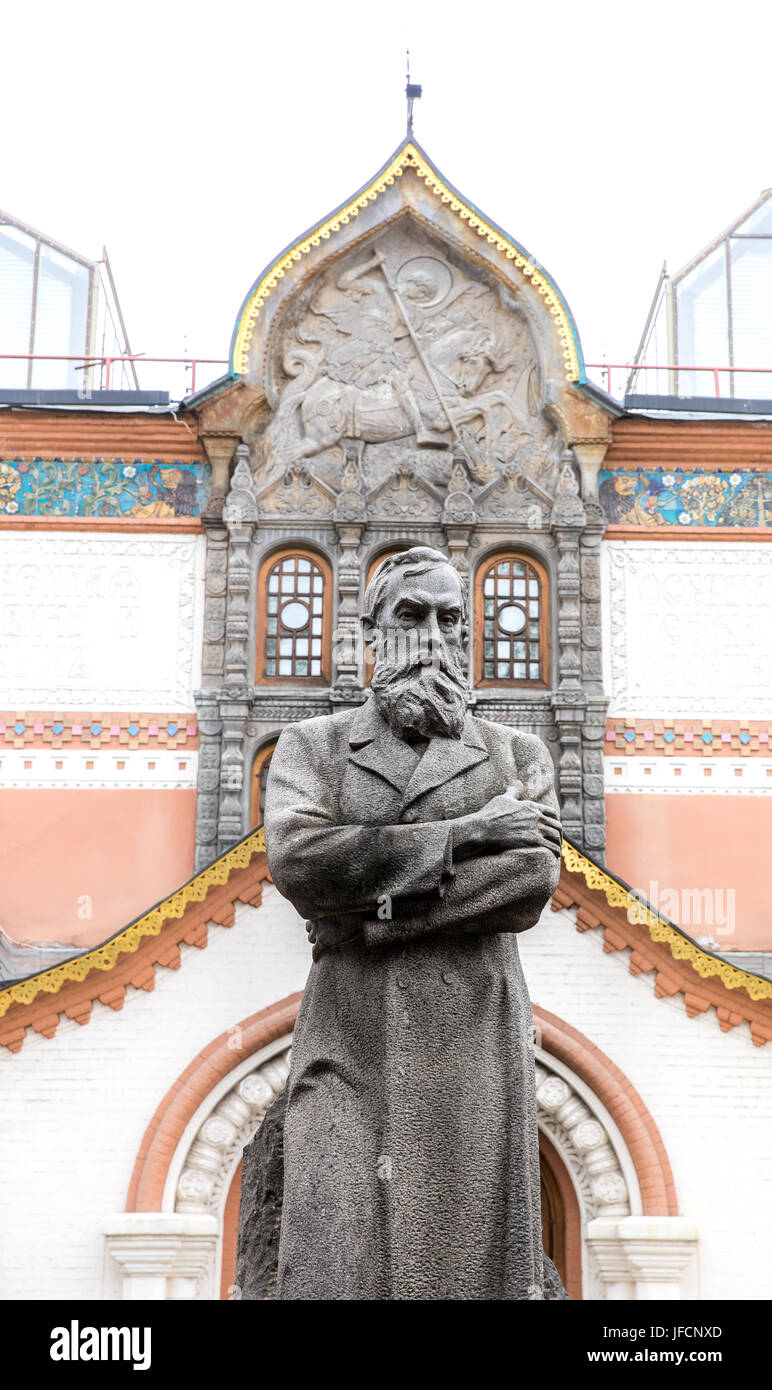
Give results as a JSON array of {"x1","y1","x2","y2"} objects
[
  {"x1": 250, "y1": 741, "x2": 277, "y2": 826},
  {"x1": 474, "y1": 553, "x2": 549, "y2": 686},
  {"x1": 256, "y1": 549, "x2": 332, "y2": 684},
  {"x1": 365, "y1": 545, "x2": 413, "y2": 588}
]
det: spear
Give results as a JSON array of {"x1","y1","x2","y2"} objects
[{"x1": 372, "y1": 248, "x2": 463, "y2": 448}]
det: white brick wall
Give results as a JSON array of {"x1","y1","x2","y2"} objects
[
  {"x1": 601, "y1": 539, "x2": 772, "y2": 720},
  {"x1": 0, "y1": 887, "x2": 310, "y2": 1301},
  {"x1": 0, "y1": 531, "x2": 205, "y2": 712},
  {"x1": 519, "y1": 905, "x2": 772, "y2": 1301},
  {"x1": 2, "y1": 885, "x2": 769, "y2": 1300}
]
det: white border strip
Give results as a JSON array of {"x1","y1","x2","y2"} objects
[
  {"x1": 605, "y1": 755, "x2": 772, "y2": 794},
  {"x1": 0, "y1": 748, "x2": 198, "y2": 789}
]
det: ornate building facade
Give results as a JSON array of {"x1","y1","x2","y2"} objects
[
  {"x1": 1, "y1": 138, "x2": 771, "y2": 1302},
  {"x1": 190, "y1": 140, "x2": 615, "y2": 870}
]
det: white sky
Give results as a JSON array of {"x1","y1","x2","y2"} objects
[{"x1": 5, "y1": 0, "x2": 772, "y2": 389}]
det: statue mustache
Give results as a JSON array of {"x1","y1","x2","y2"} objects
[
  {"x1": 370, "y1": 644, "x2": 469, "y2": 695},
  {"x1": 370, "y1": 640, "x2": 470, "y2": 742}
]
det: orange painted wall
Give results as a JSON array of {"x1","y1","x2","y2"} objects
[
  {"x1": 606, "y1": 794, "x2": 772, "y2": 951},
  {"x1": 0, "y1": 789, "x2": 196, "y2": 947}
]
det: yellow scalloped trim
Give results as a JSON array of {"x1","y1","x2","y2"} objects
[
  {"x1": 232, "y1": 142, "x2": 580, "y2": 383},
  {"x1": 0, "y1": 828, "x2": 266, "y2": 1020},
  {"x1": 561, "y1": 841, "x2": 772, "y2": 1002},
  {"x1": 4, "y1": 829, "x2": 766, "y2": 1024}
]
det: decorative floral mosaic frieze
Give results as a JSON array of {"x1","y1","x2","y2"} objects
[
  {"x1": 605, "y1": 720, "x2": 771, "y2": 755},
  {"x1": 599, "y1": 469, "x2": 772, "y2": 527},
  {"x1": 0, "y1": 458, "x2": 210, "y2": 518},
  {"x1": 0, "y1": 713, "x2": 198, "y2": 749}
]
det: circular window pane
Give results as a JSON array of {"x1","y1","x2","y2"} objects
[
  {"x1": 497, "y1": 604, "x2": 526, "y2": 634},
  {"x1": 281, "y1": 600, "x2": 310, "y2": 630}
]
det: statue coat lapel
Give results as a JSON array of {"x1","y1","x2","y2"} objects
[
  {"x1": 400, "y1": 715, "x2": 489, "y2": 810},
  {"x1": 347, "y1": 699, "x2": 489, "y2": 807}
]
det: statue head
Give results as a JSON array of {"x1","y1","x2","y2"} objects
[
  {"x1": 362, "y1": 547, "x2": 470, "y2": 741},
  {"x1": 401, "y1": 270, "x2": 436, "y2": 304}
]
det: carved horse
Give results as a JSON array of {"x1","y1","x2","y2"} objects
[{"x1": 270, "y1": 347, "x2": 528, "y2": 462}]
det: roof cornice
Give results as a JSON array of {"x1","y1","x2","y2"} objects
[
  {"x1": 1, "y1": 833, "x2": 769, "y2": 1052},
  {"x1": 228, "y1": 138, "x2": 585, "y2": 386}
]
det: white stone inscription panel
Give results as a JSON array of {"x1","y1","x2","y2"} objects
[
  {"x1": 602, "y1": 540, "x2": 772, "y2": 719},
  {"x1": 0, "y1": 533, "x2": 204, "y2": 711}
]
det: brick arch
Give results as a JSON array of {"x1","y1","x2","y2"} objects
[
  {"x1": 539, "y1": 1129, "x2": 582, "y2": 1301},
  {"x1": 533, "y1": 1004, "x2": 678, "y2": 1217},
  {"x1": 126, "y1": 993, "x2": 302, "y2": 1212},
  {"x1": 249, "y1": 737, "x2": 279, "y2": 828}
]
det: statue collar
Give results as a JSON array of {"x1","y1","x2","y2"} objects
[{"x1": 348, "y1": 697, "x2": 489, "y2": 805}]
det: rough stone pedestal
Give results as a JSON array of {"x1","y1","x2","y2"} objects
[{"x1": 235, "y1": 1089, "x2": 568, "y2": 1301}]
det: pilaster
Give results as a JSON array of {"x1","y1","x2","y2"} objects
[
  {"x1": 103, "y1": 1213, "x2": 219, "y2": 1301},
  {"x1": 587, "y1": 1217, "x2": 699, "y2": 1301}
]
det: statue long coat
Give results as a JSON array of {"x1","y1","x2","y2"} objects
[{"x1": 264, "y1": 696, "x2": 562, "y2": 1301}]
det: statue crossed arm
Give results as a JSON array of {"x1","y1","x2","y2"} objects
[{"x1": 265, "y1": 709, "x2": 561, "y2": 957}]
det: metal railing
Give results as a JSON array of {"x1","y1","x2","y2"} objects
[
  {"x1": 586, "y1": 361, "x2": 772, "y2": 400},
  {"x1": 5, "y1": 352, "x2": 772, "y2": 405},
  {"x1": 0, "y1": 352, "x2": 229, "y2": 396}
]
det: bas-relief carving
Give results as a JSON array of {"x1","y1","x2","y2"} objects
[
  {"x1": 603, "y1": 541, "x2": 772, "y2": 719},
  {"x1": 252, "y1": 223, "x2": 563, "y2": 511},
  {"x1": 0, "y1": 533, "x2": 204, "y2": 711},
  {"x1": 256, "y1": 464, "x2": 335, "y2": 517},
  {"x1": 369, "y1": 462, "x2": 443, "y2": 520}
]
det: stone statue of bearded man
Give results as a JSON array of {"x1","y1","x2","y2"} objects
[{"x1": 264, "y1": 546, "x2": 565, "y2": 1300}]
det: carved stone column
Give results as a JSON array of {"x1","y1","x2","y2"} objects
[
  {"x1": 195, "y1": 699, "x2": 223, "y2": 871},
  {"x1": 200, "y1": 522, "x2": 228, "y2": 688},
  {"x1": 217, "y1": 705, "x2": 251, "y2": 854},
  {"x1": 195, "y1": 518, "x2": 228, "y2": 870},
  {"x1": 442, "y1": 454, "x2": 477, "y2": 677},
  {"x1": 194, "y1": 446, "x2": 261, "y2": 862},
  {"x1": 442, "y1": 456, "x2": 476, "y2": 562},
  {"x1": 223, "y1": 447, "x2": 258, "y2": 693},
  {"x1": 332, "y1": 442, "x2": 367, "y2": 703},
  {"x1": 215, "y1": 447, "x2": 259, "y2": 854},
  {"x1": 550, "y1": 455, "x2": 587, "y2": 847},
  {"x1": 580, "y1": 498, "x2": 609, "y2": 860}
]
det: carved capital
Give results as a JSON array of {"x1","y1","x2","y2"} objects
[{"x1": 201, "y1": 434, "x2": 241, "y2": 515}]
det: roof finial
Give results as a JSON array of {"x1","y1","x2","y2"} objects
[{"x1": 405, "y1": 49, "x2": 422, "y2": 138}]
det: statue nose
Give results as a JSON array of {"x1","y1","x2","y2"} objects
[{"x1": 416, "y1": 620, "x2": 443, "y2": 659}]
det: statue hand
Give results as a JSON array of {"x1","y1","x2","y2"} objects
[
  {"x1": 452, "y1": 788, "x2": 562, "y2": 861},
  {"x1": 306, "y1": 918, "x2": 363, "y2": 961}
]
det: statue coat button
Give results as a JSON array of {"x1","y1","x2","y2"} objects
[
  {"x1": 397, "y1": 974, "x2": 408, "y2": 989},
  {"x1": 442, "y1": 970, "x2": 454, "y2": 985}
]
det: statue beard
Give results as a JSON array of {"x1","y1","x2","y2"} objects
[{"x1": 371, "y1": 643, "x2": 470, "y2": 742}]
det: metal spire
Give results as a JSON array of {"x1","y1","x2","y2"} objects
[{"x1": 405, "y1": 50, "x2": 422, "y2": 137}]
